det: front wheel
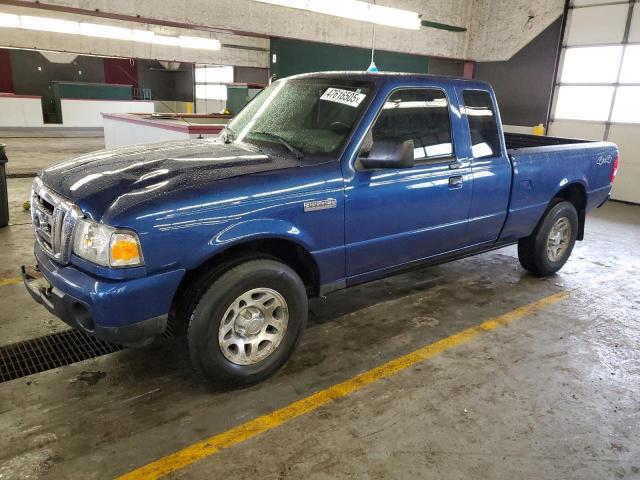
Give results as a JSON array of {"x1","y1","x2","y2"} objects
[
  {"x1": 187, "y1": 258, "x2": 308, "y2": 386},
  {"x1": 518, "y1": 200, "x2": 579, "y2": 277}
]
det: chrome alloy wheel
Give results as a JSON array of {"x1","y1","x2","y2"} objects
[
  {"x1": 218, "y1": 288, "x2": 289, "y2": 366},
  {"x1": 546, "y1": 217, "x2": 572, "y2": 262}
]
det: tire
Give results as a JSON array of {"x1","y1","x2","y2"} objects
[
  {"x1": 518, "y1": 200, "x2": 579, "y2": 277},
  {"x1": 186, "y1": 258, "x2": 308, "y2": 386}
]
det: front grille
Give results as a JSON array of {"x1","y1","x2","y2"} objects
[{"x1": 31, "y1": 178, "x2": 82, "y2": 265}]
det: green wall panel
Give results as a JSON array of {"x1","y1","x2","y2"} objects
[
  {"x1": 226, "y1": 85, "x2": 262, "y2": 115},
  {"x1": 51, "y1": 81, "x2": 132, "y2": 124},
  {"x1": 270, "y1": 38, "x2": 429, "y2": 79},
  {"x1": 52, "y1": 81, "x2": 132, "y2": 101}
]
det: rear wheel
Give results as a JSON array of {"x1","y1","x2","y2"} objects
[
  {"x1": 518, "y1": 200, "x2": 578, "y2": 277},
  {"x1": 186, "y1": 258, "x2": 307, "y2": 386}
]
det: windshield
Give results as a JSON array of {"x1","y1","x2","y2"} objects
[{"x1": 226, "y1": 78, "x2": 374, "y2": 157}]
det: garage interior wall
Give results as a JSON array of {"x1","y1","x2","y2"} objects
[
  {"x1": 0, "y1": 1, "x2": 568, "y2": 69},
  {"x1": 473, "y1": 17, "x2": 564, "y2": 128},
  {"x1": 548, "y1": 0, "x2": 640, "y2": 204},
  {"x1": 427, "y1": 57, "x2": 465, "y2": 77},
  {"x1": 136, "y1": 61, "x2": 194, "y2": 102},
  {"x1": 0, "y1": 3, "x2": 270, "y2": 68},
  {"x1": 1, "y1": 48, "x2": 201, "y2": 122},
  {"x1": 270, "y1": 38, "x2": 470, "y2": 81},
  {"x1": 0, "y1": 48, "x2": 13, "y2": 92},
  {"x1": 7, "y1": 49, "x2": 105, "y2": 123},
  {"x1": 269, "y1": 38, "x2": 430, "y2": 80}
]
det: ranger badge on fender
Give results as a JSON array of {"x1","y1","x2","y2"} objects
[{"x1": 303, "y1": 198, "x2": 337, "y2": 212}]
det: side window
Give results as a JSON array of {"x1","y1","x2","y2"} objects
[
  {"x1": 371, "y1": 89, "x2": 454, "y2": 161},
  {"x1": 462, "y1": 90, "x2": 501, "y2": 158}
]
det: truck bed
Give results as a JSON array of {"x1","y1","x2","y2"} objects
[
  {"x1": 499, "y1": 133, "x2": 617, "y2": 242},
  {"x1": 504, "y1": 132, "x2": 589, "y2": 151}
]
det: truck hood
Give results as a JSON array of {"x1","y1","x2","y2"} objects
[{"x1": 40, "y1": 139, "x2": 316, "y2": 221}]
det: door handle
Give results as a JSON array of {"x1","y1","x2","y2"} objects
[
  {"x1": 449, "y1": 160, "x2": 462, "y2": 170},
  {"x1": 449, "y1": 175, "x2": 463, "y2": 189}
]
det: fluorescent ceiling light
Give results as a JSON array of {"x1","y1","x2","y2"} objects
[
  {"x1": 0, "y1": 13, "x2": 20, "y2": 28},
  {"x1": 0, "y1": 11, "x2": 220, "y2": 50},
  {"x1": 252, "y1": 0, "x2": 421, "y2": 30},
  {"x1": 80, "y1": 22, "x2": 133, "y2": 41},
  {"x1": 148, "y1": 34, "x2": 180, "y2": 47},
  {"x1": 21, "y1": 15, "x2": 80, "y2": 34},
  {"x1": 178, "y1": 35, "x2": 221, "y2": 50},
  {"x1": 132, "y1": 29, "x2": 155, "y2": 43}
]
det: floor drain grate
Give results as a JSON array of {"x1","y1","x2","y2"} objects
[{"x1": 0, "y1": 329, "x2": 125, "y2": 383}]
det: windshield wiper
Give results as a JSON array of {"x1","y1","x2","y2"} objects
[
  {"x1": 221, "y1": 127, "x2": 236, "y2": 144},
  {"x1": 250, "y1": 131, "x2": 304, "y2": 159}
]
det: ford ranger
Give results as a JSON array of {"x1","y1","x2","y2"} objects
[{"x1": 23, "y1": 72, "x2": 619, "y2": 385}]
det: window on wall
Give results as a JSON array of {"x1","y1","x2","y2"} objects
[
  {"x1": 630, "y1": 2, "x2": 640, "y2": 42},
  {"x1": 553, "y1": 2, "x2": 640, "y2": 126},
  {"x1": 560, "y1": 46, "x2": 623, "y2": 84},
  {"x1": 611, "y1": 87, "x2": 640, "y2": 123},
  {"x1": 554, "y1": 86, "x2": 615, "y2": 122},
  {"x1": 565, "y1": 3, "x2": 628, "y2": 45},
  {"x1": 619, "y1": 46, "x2": 640, "y2": 84},
  {"x1": 194, "y1": 65, "x2": 233, "y2": 101},
  {"x1": 557, "y1": 1, "x2": 640, "y2": 203},
  {"x1": 195, "y1": 84, "x2": 228, "y2": 101},
  {"x1": 195, "y1": 65, "x2": 233, "y2": 84}
]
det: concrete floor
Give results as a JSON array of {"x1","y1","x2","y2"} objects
[{"x1": 0, "y1": 163, "x2": 639, "y2": 478}]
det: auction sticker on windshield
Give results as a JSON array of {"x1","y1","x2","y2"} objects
[{"x1": 321, "y1": 88, "x2": 366, "y2": 108}]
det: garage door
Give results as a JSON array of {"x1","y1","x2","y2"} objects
[{"x1": 548, "y1": 0, "x2": 640, "y2": 204}]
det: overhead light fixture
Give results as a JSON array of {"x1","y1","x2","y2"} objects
[
  {"x1": 148, "y1": 34, "x2": 180, "y2": 47},
  {"x1": 0, "y1": 12, "x2": 221, "y2": 50},
  {"x1": 132, "y1": 29, "x2": 155, "y2": 43},
  {"x1": 252, "y1": 0, "x2": 421, "y2": 30},
  {"x1": 80, "y1": 22, "x2": 134, "y2": 41},
  {"x1": 178, "y1": 35, "x2": 221, "y2": 51},
  {"x1": 0, "y1": 13, "x2": 19, "y2": 28},
  {"x1": 20, "y1": 15, "x2": 80, "y2": 34}
]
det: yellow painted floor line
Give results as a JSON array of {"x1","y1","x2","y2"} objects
[
  {"x1": 117, "y1": 290, "x2": 569, "y2": 480},
  {"x1": 0, "y1": 276, "x2": 22, "y2": 287}
]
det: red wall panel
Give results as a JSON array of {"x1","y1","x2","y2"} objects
[
  {"x1": 104, "y1": 58, "x2": 138, "y2": 87},
  {"x1": 0, "y1": 49, "x2": 14, "y2": 93}
]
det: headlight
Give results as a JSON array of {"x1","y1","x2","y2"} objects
[{"x1": 73, "y1": 218, "x2": 143, "y2": 268}]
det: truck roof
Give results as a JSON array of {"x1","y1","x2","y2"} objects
[{"x1": 284, "y1": 71, "x2": 492, "y2": 90}]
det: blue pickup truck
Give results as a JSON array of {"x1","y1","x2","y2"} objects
[{"x1": 24, "y1": 72, "x2": 619, "y2": 385}]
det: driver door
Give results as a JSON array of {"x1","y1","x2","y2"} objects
[{"x1": 344, "y1": 87, "x2": 473, "y2": 278}]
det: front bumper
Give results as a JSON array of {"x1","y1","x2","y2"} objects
[{"x1": 23, "y1": 243, "x2": 185, "y2": 347}]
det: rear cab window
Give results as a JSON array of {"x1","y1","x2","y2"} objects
[
  {"x1": 462, "y1": 90, "x2": 502, "y2": 159},
  {"x1": 368, "y1": 88, "x2": 454, "y2": 162}
]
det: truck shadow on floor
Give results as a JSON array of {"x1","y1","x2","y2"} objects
[{"x1": 105, "y1": 252, "x2": 543, "y2": 393}]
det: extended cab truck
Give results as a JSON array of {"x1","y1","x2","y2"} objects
[{"x1": 23, "y1": 72, "x2": 619, "y2": 385}]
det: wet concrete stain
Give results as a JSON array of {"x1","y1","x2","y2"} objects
[
  {"x1": 0, "y1": 201, "x2": 638, "y2": 479},
  {"x1": 74, "y1": 371, "x2": 107, "y2": 386}
]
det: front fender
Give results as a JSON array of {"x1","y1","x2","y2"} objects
[{"x1": 210, "y1": 218, "x2": 316, "y2": 252}]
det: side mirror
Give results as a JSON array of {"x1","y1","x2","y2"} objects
[{"x1": 359, "y1": 139, "x2": 415, "y2": 169}]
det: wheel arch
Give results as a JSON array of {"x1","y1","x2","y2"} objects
[
  {"x1": 551, "y1": 182, "x2": 587, "y2": 240},
  {"x1": 201, "y1": 235, "x2": 321, "y2": 296},
  {"x1": 167, "y1": 234, "x2": 321, "y2": 335}
]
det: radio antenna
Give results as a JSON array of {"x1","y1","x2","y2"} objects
[{"x1": 368, "y1": 1, "x2": 379, "y2": 72}]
